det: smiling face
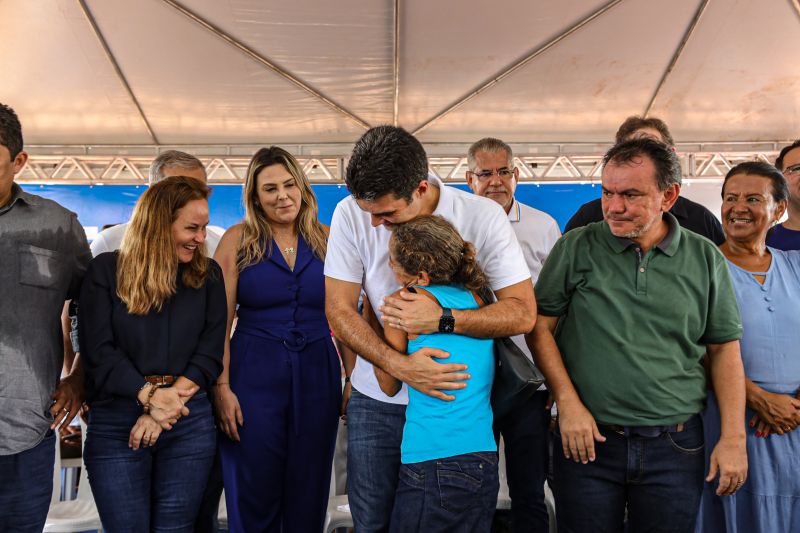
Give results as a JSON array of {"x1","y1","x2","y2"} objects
[
  {"x1": 171, "y1": 198, "x2": 209, "y2": 263},
  {"x1": 721, "y1": 173, "x2": 786, "y2": 244},
  {"x1": 255, "y1": 163, "x2": 302, "y2": 228},
  {"x1": 601, "y1": 155, "x2": 679, "y2": 240},
  {"x1": 466, "y1": 149, "x2": 518, "y2": 212}
]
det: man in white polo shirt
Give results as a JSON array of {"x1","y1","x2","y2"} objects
[
  {"x1": 90, "y1": 150, "x2": 223, "y2": 257},
  {"x1": 466, "y1": 137, "x2": 560, "y2": 533},
  {"x1": 325, "y1": 125, "x2": 536, "y2": 532}
]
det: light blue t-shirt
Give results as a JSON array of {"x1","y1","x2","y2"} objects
[{"x1": 402, "y1": 284, "x2": 496, "y2": 464}]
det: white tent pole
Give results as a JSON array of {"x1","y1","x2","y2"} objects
[
  {"x1": 77, "y1": 0, "x2": 159, "y2": 144},
  {"x1": 410, "y1": 0, "x2": 624, "y2": 136},
  {"x1": 393, "y1": 0, "x2": 401, "y2": 126},
  {"x1": 159, "y1": 0, "x2": 371, "y2": 130},
  {"x1": 643, "y1": 0, "x2": 710, "y2": 117}
]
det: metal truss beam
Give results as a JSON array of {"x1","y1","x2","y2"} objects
[
  {"x1": 644, "y1": 0, "x2": 709, "y2": 117},
  {"x1": 160, "y1": 0, "x2": 370, "y2": 130},
  {"x1": 17, "y1": 146, "x2": 784, "y2": 186},
  {"x1": 410, "y1": 0, "x2": 624, "y2": 136},
  {"x1": 78, "y1": 0, "x2": 159, "y2": 144}
]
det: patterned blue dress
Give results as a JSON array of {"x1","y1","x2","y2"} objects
[{"x1": 696, "y1": 249, "x2": 800, "y2": 532}]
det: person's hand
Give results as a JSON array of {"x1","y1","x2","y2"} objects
[
  {"x1": 129, "y1": 414, "x2": 163, "y2": 450},
  {"x1": 341, "y1": 380, "x2": 352, "y2": 424},
  {"x1": 215, "y1": 385, "x2": 244, "y2": 442},
  {"x1": 706, "y1": 436, "x2": 747, "y2": 496},
  {"x1": 380, "y1": 290, "x2": 441, "y2": 335},
  {"x1": 749, "y1": 391, "x2": 800, "y2": 436},
  {"x1": 145, "y1": 386, "x2": 195, "y2": 430},
  {"x1": 50, "y1": 373, "x2": 84, "y2": 430},
  {"x1": 393, "y1": 347, "x2": 468, "y2": 401},
  {"x1": 557, "y1": 397, "x2": 606, "y2": 464}
]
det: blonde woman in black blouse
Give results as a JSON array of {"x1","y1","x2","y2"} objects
[{"x1": 79, "y1": 176, "x2": 226, "y2": 532}]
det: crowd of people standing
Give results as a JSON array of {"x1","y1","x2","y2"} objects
[{"x1": 1, "y1": 97, "x2": 799, "y2": 533}]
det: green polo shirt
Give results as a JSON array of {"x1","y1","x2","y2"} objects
[{"x1": 535, "y1": 214, "x2": 742, "y2": 426}]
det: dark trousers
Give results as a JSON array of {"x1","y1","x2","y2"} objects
[
  {"x1": 194, "y1": 441, "x2": 224, "y2": 533},
  {"x1": 346, "y1": 388, "x2": 406, "y2": 533},
  {"x1": 495, "y1": 389, "x2": 551, "y2": 533},
  {"x1": 0, "y1": 431, "x2": 55, "y2": 533},
  {"x1": 389, "y1": 452, "x2": 499, "y2": 533},
  {"x1": 553, "y1": 415, "x2": 705, "y2": 533},
  {"x1": 84, "y1": 395, "x2": 216, "y2": 533},
  {"x1": 219, "y1": 332, "x2": 340, "y2": 533}
]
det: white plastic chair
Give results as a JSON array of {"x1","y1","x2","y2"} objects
[
  {"x1": 43, "y1": 421, "x2": 103, "y2": 532},
  {"x1": 323, "y1": 425, "x2": 353, "y2": 533},
  {"x1": 217, "y1": 489, "x2": 228, "y2": 530}
]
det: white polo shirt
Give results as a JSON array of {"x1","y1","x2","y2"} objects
[
  {"x1": 506, "y1": 198, "x2": 561, "y2": 367},
  {"x1": 325, "y1": 176, "x2": 532, "y2": 404},
  {"x1": 90, "y1": 222, "x2": 223, "y2": 258}
]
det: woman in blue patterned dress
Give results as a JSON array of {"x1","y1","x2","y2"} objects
[
  {"x1": 697, "y1": 162, "x2": 800, "y2": 532},
  {"x1": 214, "y1": 147, "x2": 341, "y2": 532}
]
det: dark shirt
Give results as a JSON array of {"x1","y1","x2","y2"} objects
[
  {"x1": 0, "y1": 184, "x2": 90, "y2": 455},
  {"x1": 766, "y1": 223, "x2": 800, "y2": 251},
  {"x1": 564, "y1": 195, "x2": 725, "y2": 245},
  {"x1": 79, "y1": 252, "x2": 226, "y2": 404}
]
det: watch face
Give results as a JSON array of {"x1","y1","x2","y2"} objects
[{"x1": 439, "y1": 315, "x2": 455, "y2": 333}]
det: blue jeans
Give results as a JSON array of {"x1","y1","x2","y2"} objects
[
  {"x1": 553, "y1": 414, "x2": 705, "y2": 533},
  {"x1": 495, "y1": 389, "x2": 551, "y2": 533},
  {"x1": 389, "y1": 452, "x2": 499, "y2": 533},
  {"x1": 347, "y1": 388, "x2": 406, "y2": 533},
  {"x1": 0, "y1": 431, "x2": 55, "y2": 533},
  {"x1": 85, "y1": 394, "x2": 216, "y2": 533}
]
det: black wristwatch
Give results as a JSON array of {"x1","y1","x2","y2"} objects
[{"x1": 438, "y1": 307, "x2": 455, "y2": 333}]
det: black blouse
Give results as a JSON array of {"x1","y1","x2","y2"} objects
[{"x1": 79, "y1": 252, "x2": 226, "y2": 403}]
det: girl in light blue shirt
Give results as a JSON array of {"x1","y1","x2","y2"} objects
[{"x1": 375, "y1": 214, "x2": 498, "y2": 533}]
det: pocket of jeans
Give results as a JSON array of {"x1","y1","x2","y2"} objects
[
  {"x1": 437, "y1": 460, "x2": 483, "y2": 513},
  {"x1": 399, "y1": 463, "x2": 426, "y2": 489},
  {"x1": 18, "y1": 243, "x2": 65, "y2": 290},
  {"x1": 666, "y1": 427, "x2": 704, "y2": 455}
]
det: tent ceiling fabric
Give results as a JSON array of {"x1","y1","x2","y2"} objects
[{"x1": 3, "y1": 0, "x2": 799, "y2": 147}]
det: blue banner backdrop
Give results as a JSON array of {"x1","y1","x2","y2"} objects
[{"x1": 20, "y1": 183, "x2": 602, "y2": 233}]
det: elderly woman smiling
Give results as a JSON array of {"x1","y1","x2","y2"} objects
[{"x1": 697, "y1": 162, "x2": 800, "y2": 532}]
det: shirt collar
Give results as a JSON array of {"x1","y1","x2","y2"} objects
[
  {"x1": 507, "y1": 198, "x2": 521, "y2": 223},
  {"x1": 429, "y1": 173, "x2": 453, "y2": 218},
  {"x1": 0, "y1": 183, "x2": 38, "y2": 214},
  {"x1": 605, "y1": 211, "x2": 682, "y2": 256}
]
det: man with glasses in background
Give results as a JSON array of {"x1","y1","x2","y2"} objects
[
  {"x1": 465, "y1": 137, "x2": 560, "y2": 533},
  {"x1": 767, "y1": 140, "x2": 800, "y2": 250}
]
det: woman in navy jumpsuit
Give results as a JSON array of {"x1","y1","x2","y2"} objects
[{"x1": 215, "y1": 146, "x2": 341, "y2": 532}]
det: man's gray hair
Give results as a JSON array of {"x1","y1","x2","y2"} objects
[
  {"x1": 467, "y1": 138, "x2": 513, "y2": 171},
  {"x1": 149, "y1": 150, "x2": 206, "y2": 185}
]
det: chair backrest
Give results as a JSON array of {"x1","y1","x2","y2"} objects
[{"x1": 76, "y1": 420, "x2": 96, "y2": 503}]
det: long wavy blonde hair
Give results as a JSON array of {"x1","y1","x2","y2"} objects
[
  {"x1": 117, "y1": 176, "x2": 211, "y2": 314},
  {"x1": 237, "y1": 146, "x2": 327, "y2": 270}
]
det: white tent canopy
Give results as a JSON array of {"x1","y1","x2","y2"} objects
[{"x1": 4, "y1": 0, "x2": 800, "y2": 148}]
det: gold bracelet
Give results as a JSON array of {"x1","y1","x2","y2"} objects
[{"x1": 214, "y1": 382, "x2": 230, "y2": 387}]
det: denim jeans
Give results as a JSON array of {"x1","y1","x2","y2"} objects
[
  {"x1": 85, "y1": 394, "x2": 216, "y2": 533},
  {"x1": 347, "y1": 388, "x2": 406, "y2": 533},
  {"x1": 495, "y1": 389, "x2": 551, "y2": 533},
  {"x1": 389, "y1": 452, "x2": 499, "y2": 533},
  {"x1": 0, "y1": 430, "x2": 55, "y2": 533},
  {"x1": 553, "y1": 414, "x2": 705, "y2": 533}
]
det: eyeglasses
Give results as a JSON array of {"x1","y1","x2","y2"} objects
[
  {"x1": 468, "y1": 168, "x2": 515, "y2": 182},
  {"x1": 784, "y1": 164, "x2": 800, "y2": 176}
]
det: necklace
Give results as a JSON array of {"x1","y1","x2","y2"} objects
[{"x1": 283, "y1": 246, "x2": 296, "y2": 255}]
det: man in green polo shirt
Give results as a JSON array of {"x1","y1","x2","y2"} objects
[{"x1": 530, "y1": 138, "x2": 748, "y2": 533}]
